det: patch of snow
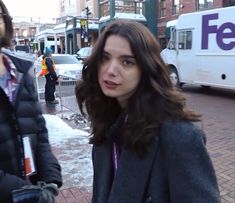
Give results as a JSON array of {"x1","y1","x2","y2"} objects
[{"x1": 43, "y1": 114, "x2": 93, "y2": 190}]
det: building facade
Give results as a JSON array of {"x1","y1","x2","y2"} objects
[
  {"x1": 33, "y1": 0, "x2": 99, "y2": 55},
  {"x1": 13, "y1": 22, "x2": 37, "y2": 47},
  {"x1": 62, "y1": 0, "x2": 99, "y2": 54},
  {"x1": 98, "y1": 0, "x2": 157, "y2": 35},
  {"x1": 157, "y1": 0, "x2": 235, "y2": 48}
]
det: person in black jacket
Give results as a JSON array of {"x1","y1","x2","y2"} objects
[
  {"x1": 0, "y1": 1, "x2": 62, "y2": 202},
  {"x1": 42, "y1": 48, "x2": 59, "y2": 104},
  {"x1": 75, "y1": 20, "x2": 221, "y2": 203}
]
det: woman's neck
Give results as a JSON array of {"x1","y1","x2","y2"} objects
[{"x1": 0, "y1": 54, "x2": 6, "y2": 76}]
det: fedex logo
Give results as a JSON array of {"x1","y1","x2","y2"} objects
[{"x1": 201, "y1": 13, "x2": 235, "y2": 50}]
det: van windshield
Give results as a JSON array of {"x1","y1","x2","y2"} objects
[{"x1": 52, "y1": 55, "x2": 79, "y2": 64}]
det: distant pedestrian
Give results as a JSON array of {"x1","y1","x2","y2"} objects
[
  {"x1": 40, "y1": 47, "x2": 59, "y2": 104},
  {"x1": 58, "y1": 47, "x2": 61, "y2": 54},
  {"x1": 75, "y1": 20, "x2": 221, "y2": 203},
  {"x1": 0, "y1": 1, "x2": 62, "y2": 202},
  {"x1": 37, "y1": 50, "x2": 42, "y2": 57}
]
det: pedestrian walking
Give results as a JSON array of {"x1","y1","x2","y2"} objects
[
  {"x1": 0, "y1": 1, "x2": 62, "y2": 202},
  {"x1": 75, "y1": 20, "x2": 221, "y2": 203},
  {"x1": 40, "y1": 47, "x2": 59, "y2": 104}
]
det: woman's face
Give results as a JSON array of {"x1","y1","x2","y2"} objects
[
  {"x1": 0, "y1": 6, "x2": 5, "y2": 37},
  {"x1": 98, "y1": 35, "x2": 141, "y2": 108}
]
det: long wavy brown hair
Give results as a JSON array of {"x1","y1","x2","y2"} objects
[
  {"x1": 75, "y1": 20, "x2": 200, "y2": 155},
  {"x1": 0, "y1": 0, "x2": 13, "y2": 48}
]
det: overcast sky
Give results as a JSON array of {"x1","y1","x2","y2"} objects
[{"x1": 3, "y1": 0, "x2": 60, "y2": 18}]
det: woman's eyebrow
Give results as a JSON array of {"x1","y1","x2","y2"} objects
[
  {"x1": 121, "y1": 55, "x2": 135, "y2": 59},
  {"x1": 103, "y1": 50, "x2": 135, "y2": 59}
]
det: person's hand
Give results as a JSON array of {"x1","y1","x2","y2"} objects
[
  {"x1": 50, "y1": 74, "x2": 58, "y2": 82},
  {"x1": 38, "y1": 182, "x2": 59, "y2": 203},
  {"x1": 54, "y1": 75, "x2": 60, "y2": 85},
  {"x1": 12, "y1": 182, "x2": 59, "y2": 203},
  {"x1": 56, "y1": 75, "x2": 61, "y2": 82}
]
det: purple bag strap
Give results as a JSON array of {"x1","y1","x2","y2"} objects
[{"x1": 112, "y1": 142, "x2": 119, "y2": 175}]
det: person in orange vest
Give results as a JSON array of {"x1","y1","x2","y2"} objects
[{"x1": 41, "y1": 47, "x2": 59, "y2": 104}]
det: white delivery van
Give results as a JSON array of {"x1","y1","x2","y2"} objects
[{"x1": 161, "y1": 6, "x2": 235, "y2": 89}]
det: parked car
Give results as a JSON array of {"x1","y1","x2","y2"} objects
[
  {"x1": 34, "y1": 54, "x2": 83, "y2": 80},
  {"x1": 76, "y1": 47, "x2": 92, "y2": 61}
]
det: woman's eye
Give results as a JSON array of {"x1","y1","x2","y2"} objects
[
  {"x1": 101, "y1": 54, "x2": 109, "y2": 62},
  {"x1": 123, "y1": 59, "x2": 135, "y2": 66}
]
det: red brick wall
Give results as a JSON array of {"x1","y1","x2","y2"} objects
[
  {"x1": 157, "y1": 0, "x2": 225, "y2": 48},
  {"x1": 214, "y1": 0, "x2": 224, "y2": 7}
]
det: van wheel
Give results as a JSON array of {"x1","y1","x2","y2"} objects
[{"x1": 169, "y1": 67, "x2": 180, "y2": 87}]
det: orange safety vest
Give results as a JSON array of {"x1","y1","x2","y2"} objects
[{"x1": 39, "y1": 57, "x2": 56, "y2": 77}]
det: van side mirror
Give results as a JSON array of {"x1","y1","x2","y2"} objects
[{"x1": 168, "y1": 41, "x2": 175, "y2": 50}]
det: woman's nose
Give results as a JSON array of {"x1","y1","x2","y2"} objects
[{"x1": 106, "y1": 60, "x2": 119, "y2": 75}]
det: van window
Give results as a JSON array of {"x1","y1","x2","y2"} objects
[
  {"x1": 178, "y1": 31, "x2": 192, "y2": 50},
  {"x1": 167, "y1": 27, "x2": 176, "y2": 50}
]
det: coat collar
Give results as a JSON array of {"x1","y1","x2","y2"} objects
[
  {"x1": 110, "y1": 137, "x2": 159, "y2": 203},
  {"x1": 93, "y1": 136, "x2": 159, "y2": 203}
]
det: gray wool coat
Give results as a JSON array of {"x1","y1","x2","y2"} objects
[{"x1": 91, "y1": 121, "x2": 221, "y2": 203}]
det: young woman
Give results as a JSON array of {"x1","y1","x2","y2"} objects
[
  {"x1": 76, "y1": 20, "x2": 221, "y2": 203},
  {"x1": 0, "y1": 1, "x2": 62, "y2": 202}
]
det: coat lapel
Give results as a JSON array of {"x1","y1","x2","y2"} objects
[
  {"x1": 108, "y1": 137, "x2": 159, "y2": 203},
  {"x1": 92, "y1": 143, "x2": 114, "y2": 203}
]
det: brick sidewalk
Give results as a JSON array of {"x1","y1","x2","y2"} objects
[
  {"x1": 184, "y1": 87, "x2": 235, "y2": 203},
  {"x1": 56, "y1": 187, "x2": 91, "y2": 203}
]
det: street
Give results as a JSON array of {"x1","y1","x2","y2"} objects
[{"x1": 182, "y1": 85, "x2": 235, "y2": 203}]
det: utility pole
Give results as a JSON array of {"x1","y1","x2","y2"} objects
[{"x1": 84, "y1": 6, "x2": 91, "y2": 46}]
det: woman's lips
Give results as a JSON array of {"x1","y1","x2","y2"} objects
[{"x1": 104, "y1": 80, "x2": 119, "y2": 89}]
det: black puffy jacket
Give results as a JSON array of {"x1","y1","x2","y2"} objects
[{"x1": 0, "y1": 52, "x2": 62, "y2": 202}]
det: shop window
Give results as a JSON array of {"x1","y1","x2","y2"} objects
[
  {"x1": 160, "y1": 0, "x2": 166, "y2": 17},
  {"x1": 196, "y1": 0, "x2": 214, "y2": 10},
  {"x1": 228, "y1": 0, "x2": 235, "y2": 6},
  {"x1": 172, "y1": 0, "x2": 179, "y2": 15}
]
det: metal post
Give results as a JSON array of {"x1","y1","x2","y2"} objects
[
  {"x1": 86, "y1": 7, "x2": 89, "y2": 46},
  {"x1": 110, "y1": 0, "x2": 115, "y2": 18},
  {"x1": 134, "y1": 1, "x2": 137, "y2": 14},
  {"x1": 85, "y1": 7, "x2": 91, "y2": 47},
  {"x1": 54, "y1": 33, "x2": 58, "y2": 53}
]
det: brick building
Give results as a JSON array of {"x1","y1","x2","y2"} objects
[
  {"x1": 157, "y1": 0, "x2": 235, "y2": 48},
  {"x1": 12, "y1": 19, "x2": 38, "y2": 47}
]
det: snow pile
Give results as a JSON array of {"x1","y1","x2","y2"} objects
[{"x1": 43, "y1": 114, "x2": 93, "y2": 190}]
